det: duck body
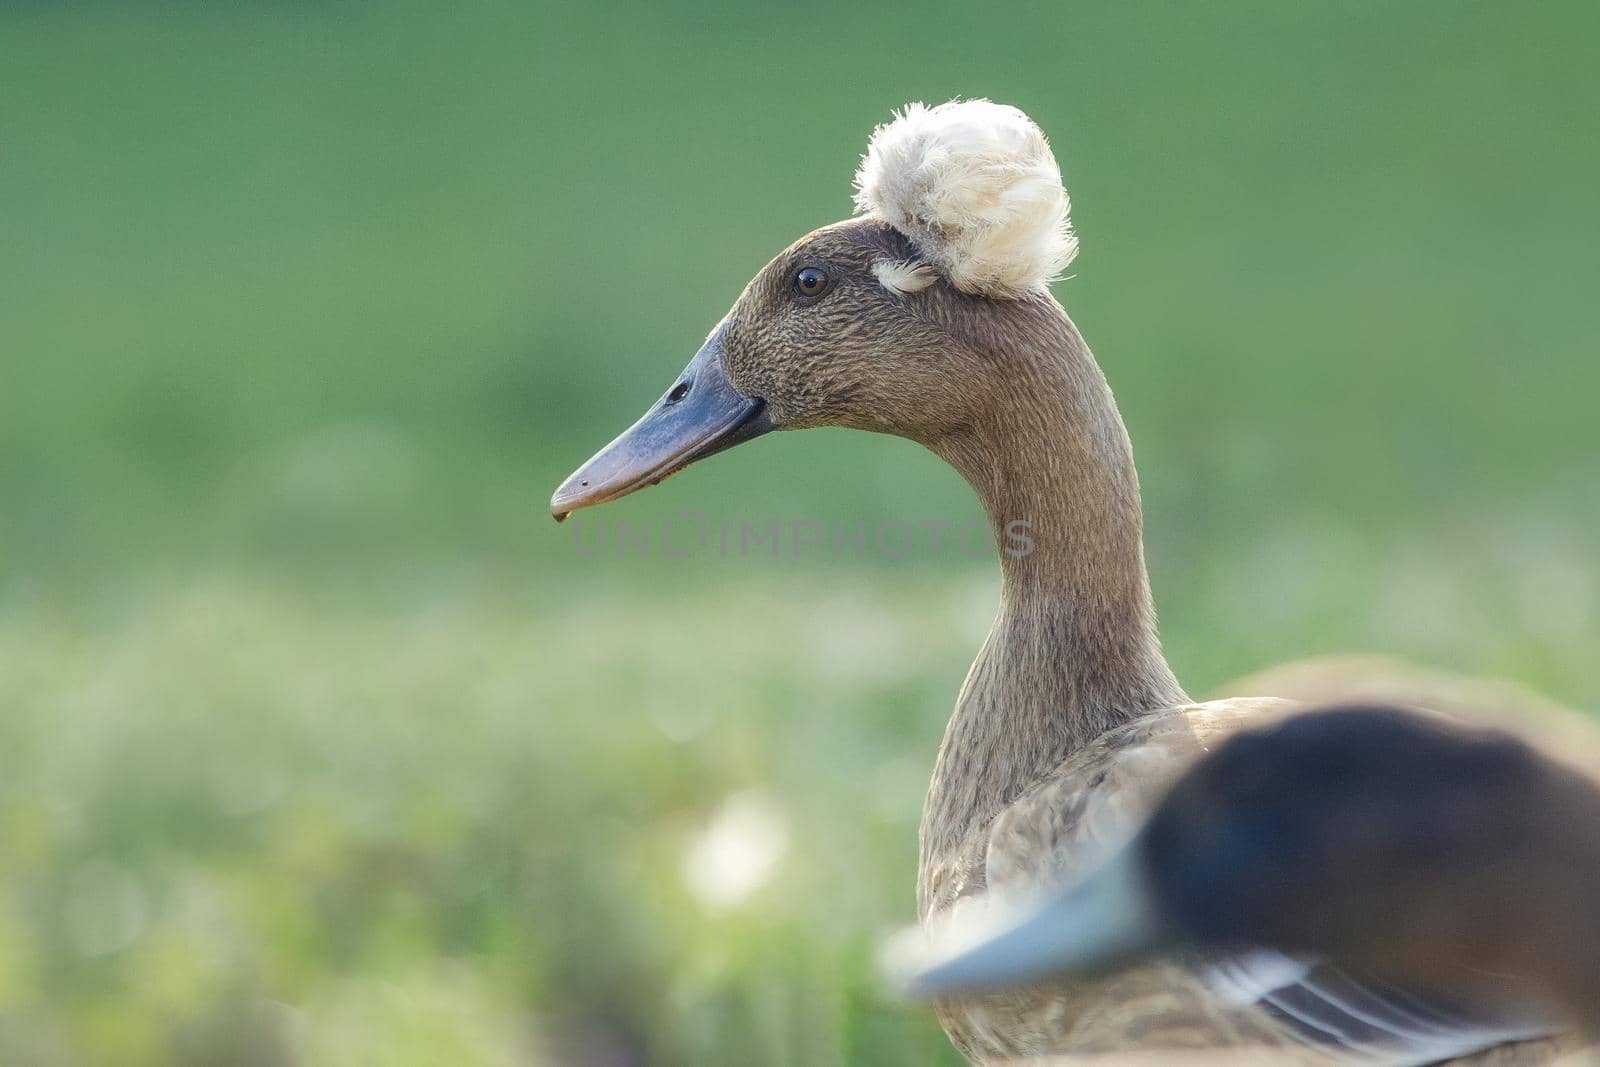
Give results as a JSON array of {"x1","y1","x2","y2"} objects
[
  {"x1": 923, "y1": 700, "x2": 1568, "y2": 1064},
  {"x1": 908, "y1": 704, "x2": 1600, "y2": 1058}
]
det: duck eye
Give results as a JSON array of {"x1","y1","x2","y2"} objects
[{"x1": 794, "y1": 266, "x2": 829, "y2": 298}]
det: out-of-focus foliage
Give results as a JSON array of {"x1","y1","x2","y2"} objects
[{"x1": 1, "y1": 3, "x2": 1596, "y2": 1064}]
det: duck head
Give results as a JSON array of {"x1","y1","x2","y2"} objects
[{"x1": 551, "y1": 99, "x2": 1079, "y2": 521}]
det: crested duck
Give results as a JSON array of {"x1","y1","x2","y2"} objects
[
  {"x1": 550, "y1": 100, "x2": 1582, "y2": 1064},
  {"x1": 901, "y1": 703, "x2": 1600, "y2": 1036}
]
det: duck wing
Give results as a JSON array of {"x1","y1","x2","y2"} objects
[
  {"x1": 928, "y1": 699, "x2": 1563, "y2": 1065},
  {"x1": 1200, "y1": 951, "x2": 1553, "y2": 1064}
]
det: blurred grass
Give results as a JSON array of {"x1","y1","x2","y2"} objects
[{"x1": 2, "y1": 2, "x2": 1599, "y2": 1064}]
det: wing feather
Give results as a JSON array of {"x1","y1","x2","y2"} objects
[{"x1": 966, "y1": 699, "x2": 1558, "y2": 1065}]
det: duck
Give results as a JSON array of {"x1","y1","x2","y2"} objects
[
  {"x1": 549, "y1": 100, "x2": 1582, "y2": 1064},
  {"x1": 898, "y1": 703, "x2": 1600, "y2": 1039}
]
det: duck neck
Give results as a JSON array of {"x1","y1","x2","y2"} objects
[{"x1": 918, "y1": 297, "x2": 1186, "y2": 902}]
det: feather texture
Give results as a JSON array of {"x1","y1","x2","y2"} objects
[
  {"x1": 925, "y1": 700, "x2": 1562, "y2": 1065},
  {"x1": 853, "y1": 100, "x2": 1078, "y2": 297}
]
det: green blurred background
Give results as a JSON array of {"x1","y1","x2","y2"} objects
[{"x1": 2, "y1": 2, "x2": 1598, "y2": 1064}]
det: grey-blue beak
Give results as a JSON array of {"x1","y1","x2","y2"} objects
[{"x1": 551, "y1": 324, "x2": 773, "y2": 521}]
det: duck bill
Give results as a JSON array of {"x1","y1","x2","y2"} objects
[{"x1": 550, "y1": 325, "x2": 773, "y2": 521}]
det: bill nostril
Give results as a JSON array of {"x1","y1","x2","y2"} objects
[{"x1": 666, "y1": 381, "x2": 691, "y2": 404}]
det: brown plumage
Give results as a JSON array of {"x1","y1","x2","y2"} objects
[
  {"x1": 904, "y1": 705, "x2": 1600, "y2": 1049},
  {"x1": 551, "y1": 112, "x2": 1590, "y2": 1063},
  {"x1": 1140, "y1": 706, "x2": 1600, "y2": 1030}
]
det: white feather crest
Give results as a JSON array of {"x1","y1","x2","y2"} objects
[{"x1": 853, "y1": 99, "x2": 1078, "y2": 298}]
